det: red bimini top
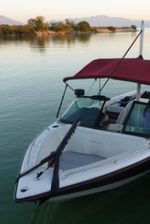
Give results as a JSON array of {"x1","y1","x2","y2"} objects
[{"x1": 63, "y1": 56, "x2": 150, "y2": 85}]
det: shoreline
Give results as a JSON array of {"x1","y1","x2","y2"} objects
[
  {"x1": 36, "y1": 28, "x2": 137, "y2": 36},
  {"x1": 0, "y1": 27, "x2": 137, "y2": 38},
  {"x1": 96, "y1": 28, "x2": 136, "y2": 33}
]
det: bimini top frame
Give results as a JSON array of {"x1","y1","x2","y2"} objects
[
  {"x1": 64, "y1": 22, "x2": 148, "y2": 100},
  {"x1": 63, "y1": 56, "x2": 150, "y2": 85}
]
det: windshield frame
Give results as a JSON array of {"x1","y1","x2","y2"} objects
[
  {"x1": 60, "y1": 95, "x2": 108, "y2": 128},
  {"x1": 123, "y1": 101, "x2": 150, "y2": 138}
]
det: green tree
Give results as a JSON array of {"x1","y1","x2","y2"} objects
[
  {"x1": 65, "y1": 19, "x2": 71, "y2": 29},
  {"x1": 27, "y1": 18, "x2": 36, "y2": 27},
  {"x1": 65, "y1": 19, "x2": 75, "y2": 29},
  {"x1": 0, "y1": 24, "x2": 36, "y2": 36},
  {"x1": 50, "y1": 22, "x2": 66, "y2": 31},
  {"x1": 43, "y1": 22, "x2": 50, "y2": 31},
  {"x1": 75, "y1": 21, "x2": 91, "y2": 32},
  {"x1": 35, "y1": 16, "x2": 45, "y2": 30},
  {"x1": 107, "y1": 26, "x2": 116, "y2": 32},
  {"x1": 131, "y1": 25, "x2": 137, "y2": 30}
]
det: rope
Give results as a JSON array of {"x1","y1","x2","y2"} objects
[
  {"x1": 99, "y1": 78, "x2": 101, "y2": 92},
  {"x1": 86, "y1": 79, "x2": 97, "y2": 95},
  {"x1": 67, "y1": 83, "x2": 74, "y2": 91},
  {"x1": 97, "y1": 30, "x2": 143, "y2": 95}
]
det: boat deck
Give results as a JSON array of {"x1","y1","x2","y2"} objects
[{"x1": 60, "y1": 151, "x2": 105, "y2": 171}]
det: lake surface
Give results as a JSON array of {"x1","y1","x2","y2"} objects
[{"x1": 1, "y1": 29, "x2": 150, "y2": 224}]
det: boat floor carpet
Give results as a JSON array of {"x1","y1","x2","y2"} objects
[{"x1": 60, "y1": 151, "x2": 105, "y2": 171}]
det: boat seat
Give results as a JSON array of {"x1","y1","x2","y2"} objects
[
  {"x1": 125, "y1": 99, "x2": 150, "y2": 127},
  {"x1": 59, "y1": 151, "x2": 105, "y2": 171},
  {"x1": 105, "y1": 105, "x2": 127, "y2": 124},
  {"x1": 125, "y1": 99, "x2": 149, "y2": 117},
  {"x1": 125, "y1": 100, "x2": 134, "y2": 117}
]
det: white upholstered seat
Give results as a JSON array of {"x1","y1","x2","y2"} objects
[{"x1": 105, "y1": 105, "x2": 127, "y2": 124}]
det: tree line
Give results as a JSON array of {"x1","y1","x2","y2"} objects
[
  {"x1": 0, "y1": 24, "x2": 35, "y2": 36},
  {"x1": 27, "y1": 16, "x2": 92, "y2": 32},
  {"x1": 0, "y1": 16, "x2": 92, "y2": 36},
  {"x1": 0, "y1": 16, "x2": 137, "y2": 36}
]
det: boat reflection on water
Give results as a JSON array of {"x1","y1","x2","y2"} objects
[{"x1": 31, "y1": 172, "x2": 150, "y2": 224}]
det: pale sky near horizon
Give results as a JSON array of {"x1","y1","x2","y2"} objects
[{"x1": 1, "y1": 0, "x2": 150, "y2": 23}]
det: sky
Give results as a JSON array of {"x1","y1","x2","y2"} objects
[{"x1": 1, "y1": 0, "x2": 150, "y2": 23}]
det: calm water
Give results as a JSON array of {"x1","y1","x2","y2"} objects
[{"x1": 1, "y1": 30, "x2": 150, "y2": 224}]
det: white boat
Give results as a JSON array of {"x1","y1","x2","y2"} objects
[{"x1": 14, "y1": 21, "x2": 150, "y2": 204}]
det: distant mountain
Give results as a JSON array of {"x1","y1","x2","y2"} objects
[
  {"x1": 50, "y1": 15, "x2": 150, "y2": 27},
  {"x1": 0, "y1": 15, "x2": 24, "y2": 25}
]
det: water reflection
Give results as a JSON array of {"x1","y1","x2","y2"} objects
[
  {"x1": 28, "y1": 36, "x2": 47, "y2": 53},
  {"x1": 31, "y1": 173, "x2": 150, "y2": 224},
  {"x1": 50, "y1": 33, "x2": 91, "y2": 44},
  {"x1": 29, "y1": 34, "x2": 91, "y2": 52},
  {"x1": 0, "y1": 34, "x2": 92, "y2": 53},
  {"x1": 51, "y1": 34, "x2": 76, "y2": 45},
  {"x1": 75, "y1": 33, "x2": 91, "y2": 42}
]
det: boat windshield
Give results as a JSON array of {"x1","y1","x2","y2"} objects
[
  {"x1": 123, "y1": 101, "x2": 150, "y2": 138},
  {"x1": 60, "y1": 96, "x2": 106, "y2": 128}
]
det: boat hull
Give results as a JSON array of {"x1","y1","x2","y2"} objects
[
  {"x1": 14, "y1": 156, "x2": 150, "y2": 204},
  {"x1": 14, "y1": 90, "x2": 150, "y2": 204}
]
